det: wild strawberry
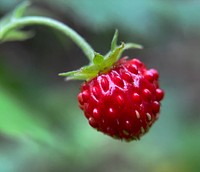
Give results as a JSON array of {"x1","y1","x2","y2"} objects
[
  {"x1": 59, "y1": 30, "x2": 164, "y2": 141},
  {"x1": 2, "y1": 4, "x2": 164, "y2": 142},
  {"x1": 77, "y1": 58, "x2": 164, "y2": 141}
]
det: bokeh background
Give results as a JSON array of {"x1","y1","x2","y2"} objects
[{"x1": 0, "y1": 0, "x2": 200, "y2": 172}]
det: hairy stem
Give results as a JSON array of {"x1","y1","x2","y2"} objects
[{"x1": 0, "y1": 16, "x2": 95, "y2": 61}]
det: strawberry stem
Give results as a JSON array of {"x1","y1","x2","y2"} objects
[
  {"x1": 0, "y1": 16, "x2": 95, "y2": 61},
  {"x1": 0, "y1": 2, "x2": 143, "y2": 81}
]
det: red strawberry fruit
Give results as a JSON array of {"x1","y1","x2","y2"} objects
[
  {"x1": 77, "y1": 58, "x2": 164, "y2": 141},
  {"x1": 60, "y1": 30, "x2": 164, "y2": 141}
]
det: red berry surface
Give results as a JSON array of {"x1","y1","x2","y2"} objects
[{"x1": 78, "y1": 58, "x2": 164, "y2": 141}]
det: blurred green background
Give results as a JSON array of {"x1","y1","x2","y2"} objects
[{"x1": 0, "y1": 0, "x2": 200, "y2": 172}]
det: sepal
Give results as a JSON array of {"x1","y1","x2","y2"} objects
[{"x1": 59, "y1": 40, "x2": 142, "y2": 81}]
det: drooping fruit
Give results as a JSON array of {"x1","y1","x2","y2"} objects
[
  {"x1": 59, "y1": 30, "x2": 164, "y2": 141},
  {"x1": 78, "y1": 58, "x2": 164, "y2": 141}
]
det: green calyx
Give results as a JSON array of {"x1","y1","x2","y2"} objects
[
  {"x1": 0, "y1": 1, "x2": 143, "y2": 81},
  {"x1": 59, "y1": 30, "x2": 143, "y2": 81}
]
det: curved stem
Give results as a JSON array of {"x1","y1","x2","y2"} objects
[{"x1": 1, "y1": 16, "x2": 95, "y2": 61}]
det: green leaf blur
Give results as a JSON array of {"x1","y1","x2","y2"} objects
[{"x1": 0, "y1": 0, "x2": 200, "y2": 172}]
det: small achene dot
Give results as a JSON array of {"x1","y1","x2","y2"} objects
[
  {"x1": 135, "y1": 110, "x2": 140, "y2": 119},
  {"x1": 88, "y1": 117, "x2": 98, "y2": 128},
  {"x1": 152, "y1": 101, "x2": 160, "y2": 113},
  {"x1": 82, "y1": 90, "x2": 89, "y2": 102},
  {"x1": 108, "y1": 107, "x2": 116, "y2": 118},
  {"x1": 123, "y1": 130, "x2": 129, "y2": 136},
  {"x1": 127, "y1": 64, "x2": 138, "y2": 74},
  {"x1": 92, "y1": 86, "x2": 100, "y2": 99},
  {"x1": 106, "y1": 127, "x2": 115, "y2": 136},
  {"x1": 132, "y1": 93, "x2": 141, "y2": 103},
  {"x1": 146, "y1": 113, "x2": 152, "y2": 121},
  {"x1": 140, "y1": 127, "x2": 145, "y2": 134},
  {"x1": 124, "y1": 120, "x2": 132, "y2": 130},
  {"x1": 93, "y1": 108, "x2": 101, "y2": 119},
  {"x1": 116, "y1": 95, "x2": 124, "y2": 107},
  {"x1": 121, "y1": 71, "x2": 132, "y2": 82},
  {"x1": 143, "y1": 88, "x2": 152, "y2": 100},
  {"x1": 113, "y1": 75, "x2": 124, "y2": 88}
]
